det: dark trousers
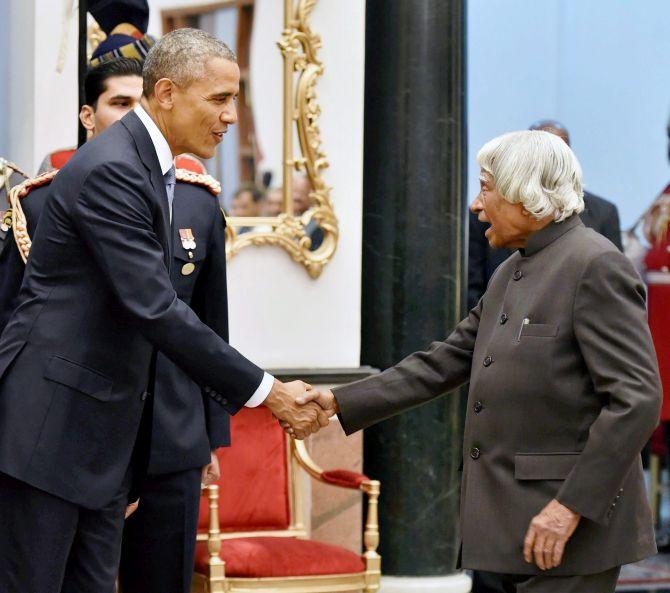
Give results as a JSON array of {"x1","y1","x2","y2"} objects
[
  {"x1": 0, "y1": 470, "x2": 130, "y2": 593},
  {"x1": 472, "y1": 566, "x2": 621, "y2": 593},
  {"x1": 118, "y1": 467, "x2": 202, "y2": 593}
]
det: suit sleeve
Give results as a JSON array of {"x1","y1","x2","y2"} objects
[
  {"x1": 334, "y1": 300, "x2": 481, "y2": 435},
  {"x1": 0, "y1": 231, "x2": 25, "y2": 334},
  {"x1": 556, "y1": 251, "x2": 661, "y2": 524},
  {"x1": 72, "y1": 162, "x2": 264, "y2": 414},
  {"x1": 468, "y1": 211, "x2": 489, "y2": 309},
  {"x1": 191, "y1": 206, "x2": 231, "y2": 449}
]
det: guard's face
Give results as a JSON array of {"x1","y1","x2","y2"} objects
[
  {"x1": 471, "y1": 170, "x2": 532, "y2": 249},
  {"x1": 170, "y1": 57, "x2": 239, "y2": 159},
  {"x1": 81, "y1": 75, "x2": 143, "y2": 136}
]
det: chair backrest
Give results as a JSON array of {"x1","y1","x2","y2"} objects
[{"x1": 198, "y1": 406, "x2": 293, "y2": 533}]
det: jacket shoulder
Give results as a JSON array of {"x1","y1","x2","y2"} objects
[
  {"x1": 583, "y1": 191, "x2": 618, "y2": 215},
  {"x1": 175, "y1": 168, "x2": 221, "y2": 197}
]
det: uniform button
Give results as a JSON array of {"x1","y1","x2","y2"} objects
[
  {"x1": 216, "y1": 395, "x2": 223, "y2": 403},
  {"x1": 140, "y1": 391, "x2": 150, "y2": 402},
  {"x1": 221, "y1": 398, "x2": 228, "y2": 405},
  {"x1": 483, "y1": 355, "x2": 493, "y2": 367},
  {"x1": 513, "y1": 270, "x2": 523, "y2": 281},
  {"x1": 473, "y1": 400, "x2": 483, "y2": 413},
  {"x1": 500, "y1": 313, "x2": 508, "y2": 325},
  {"x1": 470, "y1": 447, "x2": 481, "y2": 460},
  {"x1": 204, "y1": 386, "x2": 211, "y2": 393}
]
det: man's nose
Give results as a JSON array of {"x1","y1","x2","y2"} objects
[
  {"x1": 471, "y1": 195, "x2": 483, "y2": 213},
  {"x1": 222, "y1": 104, "x2": 238, "y2": 125}
]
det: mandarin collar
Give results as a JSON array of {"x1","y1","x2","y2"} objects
[{"x1": 520, "y1": 214, "x2": 583, "y2": 257}]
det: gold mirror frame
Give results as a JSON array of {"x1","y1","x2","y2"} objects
[{"x1": 225, "y1": 0, "x2": 338, "y2": 279}]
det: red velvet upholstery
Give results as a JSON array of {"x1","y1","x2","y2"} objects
[
  {"x1": 198, "y1": 407, "x2": 290, "y2": 532},
  {"x1": 321, "y1": 469, "x2": 369, "y2": 489},
  {"x1": 194, "y1": 537, "x2": 365, "y2": 577}
]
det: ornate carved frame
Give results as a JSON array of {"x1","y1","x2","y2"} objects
[{"x1": 225, "y1": 0, "x2": 338, "y2": 278}]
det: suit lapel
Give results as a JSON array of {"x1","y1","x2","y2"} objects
[{"x1": 121, "y1": 111, "x2": 172, "y2": 268}]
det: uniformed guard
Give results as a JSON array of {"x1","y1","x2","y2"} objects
[
  {"x1": 0, "y1": 52, "x2": 231, "y2": 593},
  {"x1": 0, "y1": 158, "x2": 28, "y2": 267},
  {"x1": 37, "y1": 0, "x2": 157, "y2": 175}
]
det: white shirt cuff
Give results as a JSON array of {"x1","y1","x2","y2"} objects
[{"x1": 245, "y1": 372, "x2": 274, "y2": 407}]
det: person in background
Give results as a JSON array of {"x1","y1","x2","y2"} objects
[
  {"x1": 230, "y1": 183, "x2": 264, "y2": 218},
  {"x1": 468, "y1": 119, "x2": 622, "y2": 310},
  {"x1": 263, "y1": 186, "x2": 284, "y2": 217},
  {"x1": 293, "y1": 174, "x2": 312, "y2": 215}
]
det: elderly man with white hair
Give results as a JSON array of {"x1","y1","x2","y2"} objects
[{"x1": 299, "y1": 130, "x2": 662, "y2": 592}]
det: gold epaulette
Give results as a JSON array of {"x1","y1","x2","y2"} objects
[
  {"x1": 643, "y1": 189, "x2": 670, "y2": 245},
  {"x1": 175, "y1": 168, "x2": 221, "y2": 197},
  {"x1": 9, "y1": 170, "x2": 58, "y2": 263},
  {"x1": 1, "y1": 209, "x2": 12, "y2": 231},
  {"x1": 1, "y1": 160, "x2": 28, "y2": 179}
]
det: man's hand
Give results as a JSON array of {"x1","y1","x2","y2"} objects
[
  {"x1": 280, "y1": 389, "x2": 339, "y2": 438},
  {"x1": 523, "y1": 498, "x2": 580, "y2": 570},
  {"x1": 125, "y1": 499, "x2": 139, "y2": 519},
  {"x1": 202, "y1": 450, "x2": 220, "y2": 487},
  {"x1": 264, "y1": 380, "x2": 330, "y2": 439},
  {"x1": 297, "y1": 388, "x2": 339, "y2": 415}
]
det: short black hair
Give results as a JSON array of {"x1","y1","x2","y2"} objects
[
  {"x1": 84, "y1": 57, "x2": 143, "y2": 108},
  {"x1": 233, "y1": 183, "x2": 264, "y2": 203}
]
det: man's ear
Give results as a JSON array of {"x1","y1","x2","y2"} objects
[
  {"x1": 153, "y1": 79, "x2": 175, "y2": 110},
  {"x1": 79, "y1": 105, "x2": 96, "y2": 132}
]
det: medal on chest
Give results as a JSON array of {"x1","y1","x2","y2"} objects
[{"x1": 178, "y1": 228, "x2": 197, "y2": 274}]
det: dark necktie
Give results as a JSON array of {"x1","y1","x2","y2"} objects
[{"x1": 163, "y1": 165, "x2": 176, "y2": 222}]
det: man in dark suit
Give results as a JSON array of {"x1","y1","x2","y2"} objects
[
  {"x1": 298, "y1": 130, "x2": 661, "y2": 592},
  {"x1": 468, "y1": 120, "x2": 622, "y2": 310},
  {"x1": 0, "y1": 29, "x2": 326, "y2": 593},
  {"x1": 1, "y1": 57, "x2": 237, "y2": 593}
]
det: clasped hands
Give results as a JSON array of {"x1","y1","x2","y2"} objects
[{"x1": 265, "y1": 379, "x2": 339, "y2": 440}]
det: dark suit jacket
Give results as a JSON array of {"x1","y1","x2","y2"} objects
[
  {"x1": 0, "y1": 172, "x2": 233, "y2": 476},
  {"x1": 468, "y1": 191, "x2": 622, "y2": 309},
  {"x1": 335, "y1": 216, "x2": 661, "y2": 575},
  {"x1": 0, "y1": 111, "x2": 262, "y2": 509}
]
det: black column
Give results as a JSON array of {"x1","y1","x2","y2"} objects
[{"x1": 361, "y1": 0, "x2": 467, "y2": 576}]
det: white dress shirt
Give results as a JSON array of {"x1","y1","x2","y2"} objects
[{"x1": 133, "y1": 105, "x2": 273, "y2": 408}]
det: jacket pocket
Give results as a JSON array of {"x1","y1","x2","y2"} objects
[
  {"x1": 44, "y1": 355, "x2": 113, "y2": 402},
  {"x1": 520, "y1": 323, "x2": 559, "y2": 338},
  {"x1": 514, "y1": 452, "x2": 580, "y2": 480}
]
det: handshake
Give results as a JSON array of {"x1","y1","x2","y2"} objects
[{"x1": 264, "y1": 379, "x2": 340, "y2": 439}]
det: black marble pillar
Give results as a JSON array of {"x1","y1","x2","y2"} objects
[{"x1": 361, "y1": 0, "x2": 468, "y2": 576}]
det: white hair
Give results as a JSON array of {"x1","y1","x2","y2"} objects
[
  {"x1": 143, "y1": 28, "x2": 236, "y2": 96},
  {"x1": 476, "y1": 130, "x2": 584, "y2": 222}
]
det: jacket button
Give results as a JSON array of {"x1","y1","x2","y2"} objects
[
  {"x1": 473, "y1": 400, "x2": 483, "y2": 413},
  {"x1": 500, "y1": 313, "x2": 508, "y2": 325},
  {"x1": 513, "y1": 270, "x2": 523, "y2": 281},
  {"x1": 216, "y1": 395, "x2": 223, "y2": 403},
  {"x1": 204, "y1": 386, "x2": 211, "y2": 394},
  {"x1": 470, "y1": 447, "x2": 481, "y2": 460},
  {"x1": 140, "y1": 391, "x2": 150, "y2": 402},
  {"x1": 483, "y1": 356, "x2": 493, "y2": 367}
]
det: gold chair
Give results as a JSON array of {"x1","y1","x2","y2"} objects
[{"x1": 192, "y1": 406, "x2": 381, "y2": 593}]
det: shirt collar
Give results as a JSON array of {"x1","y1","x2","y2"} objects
[
  {"x1": 134, "y1": 104, "x2": 174, "y2": 175},
  {"x1": 521, "y1": 214, "x2": 583, "y2": 257}
]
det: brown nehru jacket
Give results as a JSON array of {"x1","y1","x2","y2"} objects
[{"x1": 335, "y1": 214, "x2": 661, "y2": 576}]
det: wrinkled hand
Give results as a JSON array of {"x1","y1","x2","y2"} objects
[
  {"x1": 265, "y1": 380, "x2": 330, "y2": 439},
  {"x1": 125, "y1": 499, "x2": 139, "y2": 519},
  {"x1": 523, "y1": 498, "x2": 580, "y2": 570},
  {"x1": 280, "y1": 389, "x2": 339, "y2": 438},
  {"x1": 201, "y1": 450, "x2": 220, "y2": 487}
]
